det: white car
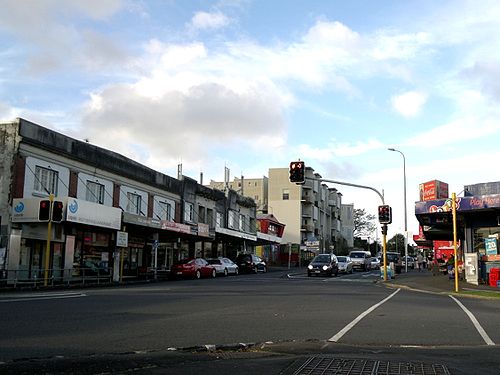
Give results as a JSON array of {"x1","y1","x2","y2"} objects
[
  {"x1": 336, "y1": 256, "x2": 353, "y2": 274},
  {"x1": 206, "y1": 258, "x2": 239, "y2": 276},
  {"x1": 369, "y1": 257, "x2": 380, "y2": 270}
]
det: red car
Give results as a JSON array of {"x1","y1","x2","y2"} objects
[{"x1": 170, "y1": 258, "x2": 216, "y2": 279}]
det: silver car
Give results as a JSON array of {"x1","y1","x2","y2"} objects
[
  {"x1": 336, "y1": 256, "x2": 353, "y2": 274},
  {"x1": 349, "y1": 251, "x2": 371, "y2": 271},
  {"x1": 206, "y1": 257, "x2": 239, "y2": 276}
]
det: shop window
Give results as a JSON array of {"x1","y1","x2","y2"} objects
[
  {"x1": 34, "y1": 166, "x2": 58, "y2": 195},
  {"x1": 86, "y1": 180, "x2": 105, "y2": 204},
  {"x1": 126, "y1": 192, "x2": 141, "y2": 215}
]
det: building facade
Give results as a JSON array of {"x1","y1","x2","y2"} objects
[{"x1": 0, "y1": 118, "x2": 261, "y2": 284}]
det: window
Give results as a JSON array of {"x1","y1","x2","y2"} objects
[
  {"x1": 207, "y1": 208, "x2": 214, "y2": 228},
  {"x1": 86, "y1": 181, "x2": 105, "y2": 204},
  {"x1": 239, "y1": 214, "x2": 246, "y2": 231},
  {"x1": 34, "y1": 166, "x2": 58, "y2": 195},
  {"x1": 228, "y1": 210, "x2": 238, "y2": 229},
  {"x1": 158, "y1": 201, "x2": 172, "y2": 221},
  {"x1": 216, "y1": 211, "x2": 223, "y2": 228},
  {"x1": 282, "y1": 189, "x2": 289, "y2": 200},
  {"x1": 198, "y1": 205, "x2": 206, "y2": 223},
  {"x1": 184, "y1": 202, "x2": 194, "y2": 223},
  {"x1": 126, "y1": 192, "x2": 141, "y2": 215}
]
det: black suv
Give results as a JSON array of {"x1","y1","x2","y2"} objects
[
  {"x1": 235, "y1": 254, "x2": 267, "y2": 273},
  {"x1": 307, "y1": 254, "x2": 339, "y2": 277}
]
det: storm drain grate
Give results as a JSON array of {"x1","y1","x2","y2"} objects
[{"x1": 292, "y1": 357, "x2": 451, "y2": 375}]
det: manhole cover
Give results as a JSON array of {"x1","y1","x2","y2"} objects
[{"x1": 293, "y1": 357, "x2": 450, "y2": 375}]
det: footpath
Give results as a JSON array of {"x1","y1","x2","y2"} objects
[{"x1": 382, "y1": 267, "x2": 500, "y2": 297}]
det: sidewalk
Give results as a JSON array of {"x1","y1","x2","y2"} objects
[{"x1": 382, "y1": 268, "x2": 500, "y2": 296}]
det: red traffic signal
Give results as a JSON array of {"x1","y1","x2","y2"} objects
[
  {"x1": 38, "y1": 200, "x2": 51, "y2": 221},
  {"x1": 378, "y1": 205, "x2": 392, "y2": 224},
  {"x1": 289, "y1": 161, "x2": 305, "y2": 184},
  {"x1": 52, "y1": 200, "x2": 64, "y2": 222}
]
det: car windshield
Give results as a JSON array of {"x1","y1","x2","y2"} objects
[
  {"x1": 337, "y1": 256, "x2": 347, "y2": 262},
  {"x1": 350, "y1": 253, "x2": 364, "y2": 258},
  {"x1": 313, "y1": 255, "x2": 331, "y2": 262}
]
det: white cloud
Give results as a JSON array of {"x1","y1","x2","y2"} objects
[
  {"x1": 189, "y1": 11, "x2": 230, "y2": 30},
  {"x1": 391, "y1": 91, "x2": 427, "y2": 117}
]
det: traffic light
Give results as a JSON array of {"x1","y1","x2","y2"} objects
[
  {"x1": 378, "y1": 205, "x2": 392, "y2": 224},
  {"x1": 38, "y1": 200, "x2": 51, "y2": 221},
  {"x1": 52, "y1": 200, "x2": 64, "y2": 222},
  {"x1": 289, "y1": 161, "x2": 305, "y2": 184}
]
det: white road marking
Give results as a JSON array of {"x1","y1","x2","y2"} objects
[
  {"x1": 328, "y1": 288, "x2": 401, "y2": 342},
  {"x1": 0, "y1": 292, "x2": 86, "y2": 303},
  {"x1": 449, "y1": 295, "x2": 495, "y2": 346}
]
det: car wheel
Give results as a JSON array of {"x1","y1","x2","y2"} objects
[
  {"x1": 254, "y1": 266, "x2": 258, "y2": 274},
  {"x1": 223, "y1": 268, "x2": 228, "y2": 276},
  {"x1": 195, "y1": 270, "x2": 201, "y2": 279},
  {"x1": 262, "y1": 266, "x2": 267, "y2": 273},
  {"x1": 234, "y1": 268, "x2": 239, "y2": 275},
  {"x1": 349, "y1": 268, "x2": 353, "y2": 274},
  {"x1": 212, "y1": 269, "x2": 216, "y2": 278}
]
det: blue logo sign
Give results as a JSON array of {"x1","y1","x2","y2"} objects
[
  {"x1": 69, "y1": 200, "x2": 79, "y2": 214},
  {"x1": 14, "y1": 202, "x2": 25, "y2": 213}
]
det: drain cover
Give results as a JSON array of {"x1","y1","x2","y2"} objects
[{"x1": 293, "y1": 357, "x2": 450, "y2": 375}]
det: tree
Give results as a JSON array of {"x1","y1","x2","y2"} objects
[
  {"x1": 353, "y1": 208, "x2": 376, "y2": 239},
  {"x1": 387, "y1": 233, "x2": 406, "y2": 254}
]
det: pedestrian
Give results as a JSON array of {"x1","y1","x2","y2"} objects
[{"x1": 416, "y1": 253, "x2": 424, "y2": 272}]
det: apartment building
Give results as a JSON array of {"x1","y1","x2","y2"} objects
[{"x1": 209, "y1": 176, "x2": 268, "y2": 214}]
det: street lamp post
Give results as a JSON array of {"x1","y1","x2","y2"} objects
[{"x1": 388, "y1": 148, "x2": 408, "y2": 272}]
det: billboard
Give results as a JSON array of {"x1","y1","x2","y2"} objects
[{"x1": 419, "y1": 180, "x2": 449, "y2": 201}]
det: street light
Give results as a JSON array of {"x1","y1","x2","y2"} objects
[{"x1": 388, "y1": 147, "x2": 408, "y2": 272}]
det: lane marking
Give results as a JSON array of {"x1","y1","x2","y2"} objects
[
  {"x1": 0, "y1": 293, "x2": 86, "y2": 303},
  {"x1": 328, "y1": 288, "x2": 400, "y2": 342},
  {"x1": 449, "y1": 295, "x2": 495, "y2": 346}
]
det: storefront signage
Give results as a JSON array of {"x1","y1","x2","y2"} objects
[
  {"x1": 216, "y1": 227, "x2": 257, "y2": 241},
  {"x1": 12, "y1": 198, "x2": 46, "y2": 222},
  {"x1": 66, "y1": 198, "x2": 121, "y2": 230},
  {"x1": 122, "y1": 213, "x2": 162, "y2": 229},
  {"x1": 415, "y1": 194, "x2": 500, "y2": 214},
  {"x1": 485, "y1": 238, "x2": 498, "y2": 255},
  {"x1": 197, "y1": 223, "x2": 210, "y2": 237},
  {"x1": 116, "y1": 231, "x2": 129, "y2": 247},
  {"x1": 161, "y1": 220, "x2": 192, "y2": 234}
]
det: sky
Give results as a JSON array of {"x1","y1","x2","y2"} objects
[{"x1": 2, "y1": 0, "x2": 500, "y2": 242}]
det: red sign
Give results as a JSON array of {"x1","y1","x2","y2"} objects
[{"x1": 419, "y1": 180, "x2": 449, "y2": 201}]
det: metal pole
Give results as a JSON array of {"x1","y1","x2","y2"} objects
[
  {"x1": 388, "y1": 148, "x2": 408, "y2": 272},
  {"x1": 452, "y1": 192, "x2": 459, "y2": 293},
  {"x1": 44, "y1": 194, "x2": 54, "y2": 286}
]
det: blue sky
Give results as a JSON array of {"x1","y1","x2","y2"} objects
[{"x1": 2, "y1": 0, "x2": 500, "y2": 241}]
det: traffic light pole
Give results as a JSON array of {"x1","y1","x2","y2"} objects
[
  {"x1": 44, "y1": 194, "x2": 54, "y2": 286},
  {"x1": 305, "y1": 177, "x2": 389, "y2": 281}
]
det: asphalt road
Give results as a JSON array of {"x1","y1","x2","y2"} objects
[{"x1": 1, "y1": 269, "x2": 500, "y2": 374}]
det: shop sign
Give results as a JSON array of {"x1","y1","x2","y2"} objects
[
  {"x1": 161, "y1": 220, "x2": 191, "y2": 234},
  {"x1": 116, "y1": 231, "x2": 128, "y2": 247},
  {"x1": 122, "y1": 213, "x2": 162, "y2": 228},
  {"x1": 215, "y1": 227, "x2": 257, "y2": 241},
  {"x1": 415, "y1": 194, "x2": 500, "y2": 214},
  {"x1": 12, "y1": 198, "x2": 45, "y2": 222},
  {"x1": 66, "y1": 198, "x2": 121, "y2": 230},
  {"x1": 485, "y1": 238, "x2": 498, "y2": 255},
  {"x1": 197, "y1": 223, "x2": 210, "y2": 237}
]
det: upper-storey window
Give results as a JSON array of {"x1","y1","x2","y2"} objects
[
  {"x1": 184, "y1": 202, "x2": 194, "y2": 223},
  {"x1": 158, "y1": 200, "x2": 172, "y2": 221},
  {"x1": 126, "y1": 192, "x2": 141, "y2": 215},
  {"x1": 34, "y1": 166, "x2": 58, "y2": 195},
  {"x1": 86, "y1": 181, "x2": 105, "y2": 204}
]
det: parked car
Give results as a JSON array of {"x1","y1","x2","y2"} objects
[
  {"x1": 369, "y1": 257, "x2": 380, "y2": 270},
  {"x1": 402, "y1": 256, "x2": 415, "y2": 269},
  {"x1": 336, "y1": 256, "x2": 353, "y2": 274},
  {"x1": 307, "y1": 254, "x2": 339, "y2": 277},
  {"x1": 386, "y1": 252, "x2": 402, "y2": 274},
  {"x1": 235, "y1": 254, "x2": 267, "y2": 273},
  {"x1": 206, "y1": 257, "x2": 239, "y2": 276},
  {"x1": 170, "y1": 258, "x2": 216, "y2": 279},
  {"x1": 349, "y1": 250, "x2": 371, "y2": 271}
]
